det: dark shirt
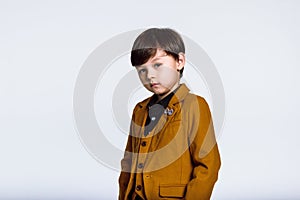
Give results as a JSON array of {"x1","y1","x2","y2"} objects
[{"x1": 144, "y1": 86, "x2": 180, "y2": 136}]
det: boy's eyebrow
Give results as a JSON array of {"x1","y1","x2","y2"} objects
[
  {"x1": 137, "y1": 55, "x2": 166, "y2": 68},
  {"x1": 151, "y1": 57, "x2": 163, "y2": 62},
  {"x1": 144, "y1": 55, "x2": 165, "y2": 65}
]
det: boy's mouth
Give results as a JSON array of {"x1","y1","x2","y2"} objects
[{"x1": 150, "y1": 83, "x2": 160, "y2": 87}]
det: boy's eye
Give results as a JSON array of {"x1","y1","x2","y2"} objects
[
  {"x1": 138, "y1": 69, "x2": 146, "y2": 74},
  {"x1": 153, "y1": 63, "x2": 162, "y2": 68}
]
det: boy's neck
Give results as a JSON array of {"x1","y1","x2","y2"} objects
[{"x1": 156, "y1": 83, "x2": 181, "y2": 102}]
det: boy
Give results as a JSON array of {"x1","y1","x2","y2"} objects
[{"x1": 119, "y1": 28, "x2": 221, "y2": 200}]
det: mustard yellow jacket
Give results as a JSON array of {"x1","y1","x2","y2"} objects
[{"x1": 119, "y1": 84, "x2": 221, "y2": 200}]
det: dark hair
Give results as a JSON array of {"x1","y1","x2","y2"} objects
[{"x1": 131, "y1": 28, "x2": 185, "y2": 78}]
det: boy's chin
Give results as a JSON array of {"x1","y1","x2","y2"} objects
[
  {"x1": 150, "y1": 89, "x2": 167, "y2": 96},
  {"x1": 153, "y1": 90, "x2": 169, "y2": 98},
  {"x1": 145, "y1": 86, "x2": 170, "y2": 96}
]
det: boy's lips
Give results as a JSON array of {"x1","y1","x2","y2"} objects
[{"x1": 150, "y1": 83, "x2": 160, "y2": 87}]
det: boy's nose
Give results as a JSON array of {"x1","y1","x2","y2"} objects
[{"x1": 146, "y1": 67, "x2": 155, "y2": 80}]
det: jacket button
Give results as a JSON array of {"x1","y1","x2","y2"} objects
[
  {"x1": 136, "y1": 185, "x2": 142, "y2": 191},
  {"x1": 141, "y1": 141, "x2": 147, "y2": 146},
  {"x1": 138, "y1": 163, "x2": 144, "y2": 169}
]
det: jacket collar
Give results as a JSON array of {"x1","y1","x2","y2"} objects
[{"x1": 137, "y1": 83, "x2": 190, "y2": 109}]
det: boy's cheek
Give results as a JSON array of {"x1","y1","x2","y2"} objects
[
  {"x1": 160, "y1": 66, "x2": 178, "y2": 77},
  {"x1": 138, "y1": 75, "x2": 147, "y2": 84}
]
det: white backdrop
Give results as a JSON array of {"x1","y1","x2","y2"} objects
[{"x1": 1, "y1": 0, "x2": 300, "y2": 199}]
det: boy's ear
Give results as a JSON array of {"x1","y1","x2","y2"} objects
[{"x1": 177, "y1": 52, "x2": 185, "y2": 70}]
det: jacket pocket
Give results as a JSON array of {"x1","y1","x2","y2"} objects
[{"x1": 159, "y1": 184, "x2": 186, "y2": 198}]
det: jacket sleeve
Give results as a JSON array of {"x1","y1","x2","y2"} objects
[
  {"x1": 118, "y1": 135, "x2": 132, "y2": 200},
  {"x1": 184, "y1": 97, "x2": 221, "y2": 200},
  {"x1": 118, "y1": 106, "x2": 137, "y2": 200}
]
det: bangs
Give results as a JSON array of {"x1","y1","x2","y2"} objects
[{"x1": 131, "y1": 48, "x2": 157, "y2": 66}]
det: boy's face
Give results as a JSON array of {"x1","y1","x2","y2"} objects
[{"x1": 135, "y1": 49, "x2": 185, "y2": 100}]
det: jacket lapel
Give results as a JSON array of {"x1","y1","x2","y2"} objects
[
  {"x1": 149, "y1": 84, "x2": 190, "y2": 152},
  {"x1": 149, "y1": 104, "x2": 179, "y2": 152}
]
